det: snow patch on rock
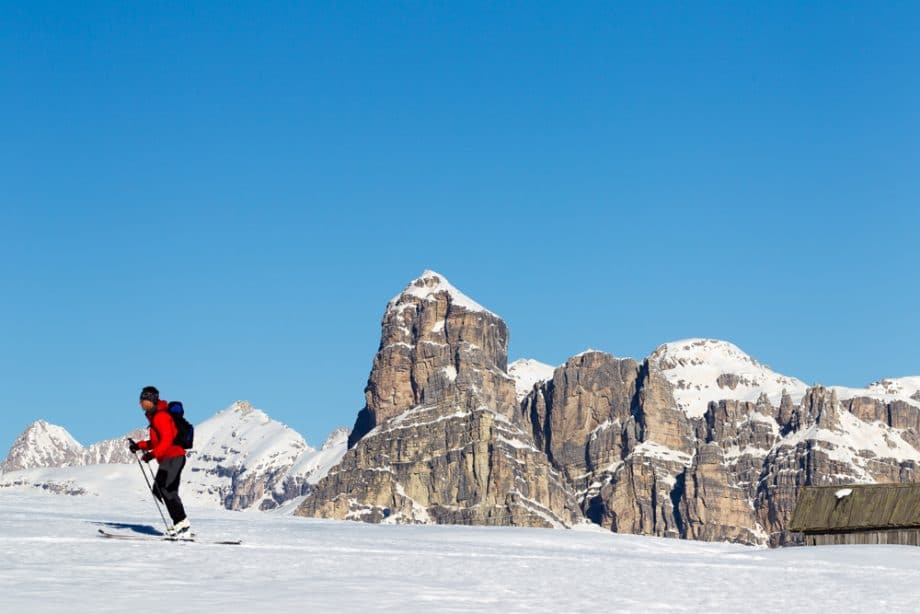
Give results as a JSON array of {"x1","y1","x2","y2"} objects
[{"x1": 508, "y1": 359, "x2": 556, "y2": 401}]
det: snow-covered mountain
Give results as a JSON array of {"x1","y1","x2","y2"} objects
[
  {"x1": 0, "y1": 402, "x2": 348, "y2": 512},
  {"x1": 649, "y1": 338, "x2": 809, "y2": 418},
  {"x1": 0, "y1": 422, "x2": 150, "y2": 472},
  {"x1": 0, "y1": 420, "x2": 86, "y2": 472},
  {"x1": 186, "y1": 401, "x2": 348, "y2": 510}
]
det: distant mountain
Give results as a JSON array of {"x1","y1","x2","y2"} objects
[
  {"x1": 83, "y1": 428, "x2": 149, "y2": 465},
  {"x1": 0, "y1": 402, "x2": 348, "y2": 512},
  {"x1": 186, "y1": 401, "x2": 348, "y2": 510},
  {"x1": 1, "y1": 420, "x2": 85, "y2": 472}
]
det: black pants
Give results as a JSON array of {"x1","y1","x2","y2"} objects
[{"x1": 153, "y1": 455, "x2": 187, "y2": 525}]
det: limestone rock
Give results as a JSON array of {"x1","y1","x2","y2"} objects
[
  {"x1": 301, "y1": 403, "x2": 578, "y2": 527},
  {"x1": 521, "y1": 351, "x2": 640, "y2": 484},
  {"x1": 300, "y1": 271, "x2": 578, "y2": 528},
  {"x1": 349, "y1": 271, "x2": 517, "y2": 448},
  {"x1": 677, "y1": 443, "x2": 762, "y2": 543}
]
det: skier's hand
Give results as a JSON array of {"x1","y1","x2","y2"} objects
[
  {"x1": 127, "y1": 439, "x2": 140, "y2": 453},
  {"x1": 141, "y1": 452, "x2": 154, "y2": 463}
]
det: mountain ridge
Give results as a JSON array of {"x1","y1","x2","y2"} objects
[
  {"x1": 0, "y1": 401, "x2": 349, "y2": 512},
  {"x1": 6, "y1": 270, "x2": 919, "y2": 546},
  {"x1": 296, "y1": 271, "x2": 920, "y2": 545}
]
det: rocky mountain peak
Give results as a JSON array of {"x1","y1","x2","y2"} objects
[
  {"x1": 349, "y1": 271, "x2": 516, "y2": 447},
  {"x1": 303, "y1": 272, "x2": 579, "y2": 527},
  {"x1": 1, "y1": 420, "x2": 85, "y2": 472},
  {"x1": 387, "y1": 270, "x2": 494, "y2": 316}
]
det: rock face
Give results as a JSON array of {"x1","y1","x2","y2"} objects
[
  {"x1": 520, "y1": 351, "x2": 641, "y2": 487},
  {"x1": 302, "y1": 403, "x2": 577, "y2": 526},
  {"x1": 300, "y1": 271, "x2": 579, "y2": 527},
  {"x1": 583, "y1": 347, "x2": 920, "y2": 546},
  {"x1": 298, "y1": 275, "x2": 920, "y2": 545},
  {"x1": 349, "y1": 271, "x2": 518, "y2": 447}
]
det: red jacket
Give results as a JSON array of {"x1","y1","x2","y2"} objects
[{"x1": 137, "y1": 400, "x2": 186, "y2": 461}]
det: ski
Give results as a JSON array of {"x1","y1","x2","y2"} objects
[{"x1": 97, "y1": 528, "x2": 242, "y2": 545}]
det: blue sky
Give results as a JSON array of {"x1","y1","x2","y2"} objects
[{"x1": 2, "y1": 2, "x2": 918, "y2": 455}]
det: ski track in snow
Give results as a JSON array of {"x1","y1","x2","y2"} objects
[{"x1": 2, "y1": 491, "x2": 920, "y2": 613}]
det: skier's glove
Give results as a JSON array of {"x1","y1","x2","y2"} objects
[
  {"x1": 127, "y1": 439, "x2": 140, "y2": 453},
  {"x1": 141, "y1": 452, "x2": 155, "y2": 463}
]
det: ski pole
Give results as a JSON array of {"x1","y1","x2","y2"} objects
[
  {"x1": 142, "y1": 460, "x2": 158, "y2": 485},
  {"x1": 132, "y1": 449, "x2": 172, "y2": 534}
]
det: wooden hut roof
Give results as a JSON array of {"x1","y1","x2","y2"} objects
[{"x1": 789, "y1": 484, "x2": 920, "y2": 533}]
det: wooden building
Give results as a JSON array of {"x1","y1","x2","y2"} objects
[{"x1": 789, "y1": 483, "x2": 920, "y2": 546}]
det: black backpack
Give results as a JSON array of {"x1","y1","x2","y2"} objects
[{"x1": 166, "y1": 401, "x2": 195, "y2": 450}]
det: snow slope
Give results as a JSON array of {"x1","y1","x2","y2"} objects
[
  {"x1": 2, "y1": 485, "x2": 920, "y2": 613},
  {"x1": 388, "y1": 270, "x2": 495, "y2": 315},
  {"x1": 650, "y1": 338, "x2": 809, "y2": 418},
  {"x1": 781, "y1": 410, "x2": 920, "y2": 481},
  {"x1": 508, "y1": 358, "x2": 556, "y2": 401},
  {"x1": 832, "y1": 376, "x2": 920, "y2": 409}
]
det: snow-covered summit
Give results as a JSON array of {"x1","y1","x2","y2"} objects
[
  {"x1": 1, "y1": 420, "x2": 85, "y2": 473},
  {"x1": 649, "y1": 338, "x2": 808, "y2": 418},
  {"x1": 1, "y1": 402, "x2": 350, "y2": 511},
  {"x1": 184, "y1": 401, "x2": 348, "y2": 509},
  {"x1": 508, "y1": 359, "x2": 557, "y2": 401},
  {"x1": 192, "y1": 401, "x2": 312, "y2": 475},
  {"x1": 388, "y1": 270, "x2": 495, "y2": 316}
]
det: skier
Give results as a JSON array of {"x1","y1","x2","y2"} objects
[{"x1": 128, "y1": 386, "x2": 191, "y2": 538}]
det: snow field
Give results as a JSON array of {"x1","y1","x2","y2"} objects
[{"x1": 3, "y1": 490, "x2": 920, "y2": 613}]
